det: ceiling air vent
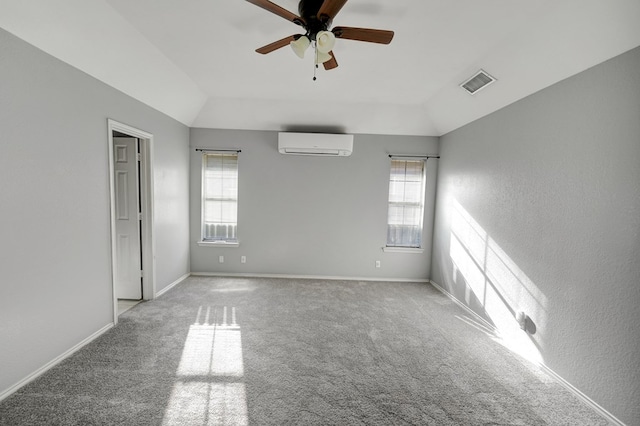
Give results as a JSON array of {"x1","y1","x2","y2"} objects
[{"x1": 460, "y1": 70, "x2": 496, "y2": 95}]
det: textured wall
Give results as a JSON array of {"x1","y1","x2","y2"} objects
[
  {"x1": 0, "y1": 28, "x2": 190, "y2": 396},
  {"x1": 190, "y1": 129, "x2": 439, "y2": 280},
  {"x1": 431, "y1": 46, "x2": 640, "y2": 424}
]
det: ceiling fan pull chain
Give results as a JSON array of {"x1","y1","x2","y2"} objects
[{"x1": 313, "y1": 41, "x2": 318, "y2": 81}]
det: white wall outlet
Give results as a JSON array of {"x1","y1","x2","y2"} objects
[
  {"x1": 219, "y1": 255, "x2": 224, "y2": 263},
  {"x1": 375, "y1": 260, "x2": 381, "y2": 268},
  {"x1": 241, "y1": 256, "x2": 246, "y2": 264}
]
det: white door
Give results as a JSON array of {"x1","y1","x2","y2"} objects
[{"x1": 113, "y1": 137, "x2": 142, "y2": 300}]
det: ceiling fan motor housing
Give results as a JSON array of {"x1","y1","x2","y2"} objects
[{"x1": 298, "y1": 0, "x2": 332, "y2": 38}]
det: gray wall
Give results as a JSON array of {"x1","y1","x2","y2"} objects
[
  {"x1": 190, "y1": 129, "x2": 438, "y2": 280},
  {"x1": 431, "y1": 46, "x2": 640, "y2": 425},
  {"x1": 0, "y1": 29, "x2": 190, "y2": 396}
]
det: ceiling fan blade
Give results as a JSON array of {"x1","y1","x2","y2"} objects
[
  {"x1": 317, "y1": 0, "x2": 349, "y2": 20},
  {"x1": 332, "y1": 26, "x2": 394, "y2": 44},
  {"x1": 245, "y1": 0, "x2": 305, "y2": 26},
  {"x1": 256, "y1": 35, "x2": 300, "y2": 54},
  {"x1": 323, "y1": 51, "x2": 339, "y2": 70}
]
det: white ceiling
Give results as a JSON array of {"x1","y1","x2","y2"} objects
[{"x1": 1, "y1": 0, "x2": 639, "y2": 136}]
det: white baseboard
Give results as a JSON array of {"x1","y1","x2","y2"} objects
[
  {"x1": 539, "y1": 365, "x2": 626, "y2": 426},
  {"x1": 155, "y1": 272, "x2": 191, "y2": 298},
  {"x1": 0, "y1": 323, "x2": 113, "y2": 403},
  {"x1": 429, "y1": 279, "x2": 626, "y2": 426},
  {"x1": 191, "y1": 271, "x2": 429, "y2": 283}
]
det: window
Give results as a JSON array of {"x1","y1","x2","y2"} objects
[
  {"x1": 201, "y1": 152, "x2": 238, "y2": 244},
  {"x1": 386, "y1": 159, "x2": 426, "y2": 249}
]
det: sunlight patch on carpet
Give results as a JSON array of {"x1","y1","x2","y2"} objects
[{"x1": 163, "y1": 306, "x2": 248, "y2": 426}]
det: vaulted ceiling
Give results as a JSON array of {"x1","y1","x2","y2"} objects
[{"x1": 1, "y1": 0, "x2": 639, "y2": 136}]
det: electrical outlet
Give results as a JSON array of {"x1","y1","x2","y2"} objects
[
  {"x1": 375, "y1": 260, "x2": 381, "y2": 268},
  {"x1": 241, "y1": 256, "x2": 246, "y2": 264},
  {"x1": 219, "y1": 255, "x2": 224, "y2": 263}
]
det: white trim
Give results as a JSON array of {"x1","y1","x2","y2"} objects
[
  {"x1": 155, "y1": 273, "x2": 191, "y2": 298},
  {"x1": 139, "y1": 135, "x2": 156, "y2": 301},
  {"x1": 191, "y1": 272, "x2": 429, "y2": 283},
  {"x1": 429, "y1": 279, "x2": 626, "y2": 426},
  {"x1": 197, "y1": 241, "x2": 240, "y2": 248},
  {"x1": 108, "y1": 119, "x2": 156, "y2": 325},
  {"x1": 200, "y1": 151, "x2": 240, "y2": 244},
  {"x1": 0, "y1": 323, "x2": 113, "y2": 403},
  {"x1": 382, "y1": 246, "x2": 424, "y2": 253},
  {"x1": 539, "y1": 365, "x2": 626, "y2": 426},
  {"x1": 386, "y1": 157, "x2": 428, "y2": 250}
]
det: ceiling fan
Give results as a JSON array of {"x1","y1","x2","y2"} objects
[{"x1": 246, "y1": 0, "x2": 394, "y2": 72}]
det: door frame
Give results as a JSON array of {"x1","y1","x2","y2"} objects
[{"x1": 107, "y1": 119, "x2": 156, "y2": 324}]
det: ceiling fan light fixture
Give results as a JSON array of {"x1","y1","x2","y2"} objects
[
  {"x1": 246, "y1": 0, "x2": 395, "y2": 73},
  {"x1": 290, "y1": 35, "x2": 310, "y2": 58},
  {"x1": 315, "y1": 50, "x2": 333, "y2": 64},
  {"x1": 316, "y1": 31, "x2": 336, "y2": 53}
]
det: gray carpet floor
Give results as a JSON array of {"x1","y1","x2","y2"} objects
[{"x1": 0, "y1": 277, "x2": 607, "y2": 425}]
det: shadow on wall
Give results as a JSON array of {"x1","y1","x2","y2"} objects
[{"x1": 446, "y1": 199, "x2": 548, "y2": 365}]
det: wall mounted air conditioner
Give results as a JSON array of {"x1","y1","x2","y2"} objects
[{"x1": 278, "y1": 132, "x2": 354, "y2": 156}]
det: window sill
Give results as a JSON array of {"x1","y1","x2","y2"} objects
[
  {"x1": 383, "y1": 246, "x2": 424, "y2": 253},
  {"x1": 197, "y1": 241, "x2": 239, "y2": 248}
]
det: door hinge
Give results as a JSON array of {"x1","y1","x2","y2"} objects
[
  {"x1": 140, "y1": 269, "x2": 144, "y2": 278},
  {"x1": 138, "y1": 212, "x2": 142, "y2": 221},
  {"x1": 136, "y1": 153, "x2": 142, "y2": 162}
]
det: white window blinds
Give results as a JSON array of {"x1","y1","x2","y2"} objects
[
  {"x1": 386, "y1": 159, "x2": 426, "y2": 248},
  {"x1": 202, "y1": 153, "x2": 238, "y2": 242}
]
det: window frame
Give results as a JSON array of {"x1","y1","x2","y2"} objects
[
  {"x1": 199, "y1": 151, "x2": 240, "y2": 247},
  {"x1": 384, "y1": 158, "x2": 427, "y2": 253}
]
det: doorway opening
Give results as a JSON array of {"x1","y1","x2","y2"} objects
[{"x1": 108, "y1": 119, "x2": 155, "y2": 324}]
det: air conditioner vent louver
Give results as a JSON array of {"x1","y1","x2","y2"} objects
[
  {"x1": 461, "y1": 70, "x2": 496, "y2": 95},
  {"x1": 278, "y1": 132, "x2": 353, "y2": 157}
]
